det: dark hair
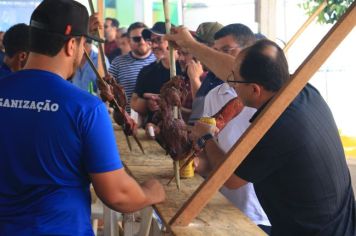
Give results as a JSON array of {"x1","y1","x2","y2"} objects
[
  {"x1": 105, "y1": 17, "x2": 119, "y2": 28},
  {"x1": 127, "y1": 22, "x2": 147, "y2": 37},
  {"x1": 29, "y1": 28, "x2": 80, "y2": 57},
  {"x1": 3, "y1": 23, "x2": 30, "y2": 57},
  {"x1": 214, "y1": 23, "x2": 255, "y2": 49},
  {"x1": 239, "y1": 39, "x2": 290, "y2": 92}
]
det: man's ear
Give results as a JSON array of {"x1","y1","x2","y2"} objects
[
  {"x1": 251, "y1": 83, "x2": 262, "y2": 97},
  {"x1": 64, "y1": 38, "x2": 76, "y2": 56},
  {"x1": 18, "y1": 51, "x2": 28, "y2": 63}
]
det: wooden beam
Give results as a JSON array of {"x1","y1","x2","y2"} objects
[
  {"x1": 255, "y1": 0, "x2": 277, "y2": 41},
  {"x1": 284, "y1": 0, "x2": 327, "y2": 53},
  {"x1": 88, "y1": 0, "x2": 107, "y2": 77},
  {"x1": 170, "y1": 1, "x2": 356, "y2": 226}
]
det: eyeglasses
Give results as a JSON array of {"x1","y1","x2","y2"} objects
[
  {"x1": 226, "y1": 70, "x2": 253, "y2": 86},
  {"x1": 220, "y1": 46, "x2": 239, "y2": 54},
  {"x1": 145, "y1": 37, "x2": 164, "y2": 45},
  {"x1": 131, "y1": 36, "x2": 144, "y2": 43}
]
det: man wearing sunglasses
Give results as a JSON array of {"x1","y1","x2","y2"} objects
[
  {"x1": 166, "y1": 28, "x2": 355, "y2": 235},
  {"x1": 131, "y1": 22, "x2": 183, "y2": 128},
  {"x1": 109, "y1": 22, "x2": 156, "y2": 114}
]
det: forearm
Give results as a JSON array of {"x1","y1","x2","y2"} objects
[
  {"x1": 190, "y1": 78, "x2": 201, "y2": 99},
  {"x1": 186, "y1": 41, "x2": 235, "y2": 81},
  {"x1": 203, "y1": 139, "x2": 248, "y2": 189},
  {"x1": 91, "y1": 170, "x2": 165, "y2": 213},
  {"x1": 203, "y1": 139, "x2": 226, "y2": 167},
  {"x1": 104, "y1": 180, "x2": 163, "y2": 213},
  {"x1": 131, "y1": 94, "x2": 147, "y2": 115}
]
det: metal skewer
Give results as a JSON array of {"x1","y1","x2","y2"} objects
[{"x1": 84, "y1": 50, "x2": 144, "y2": 153}]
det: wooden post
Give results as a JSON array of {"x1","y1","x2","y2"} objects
[
  {"x1": 283, "y1": 0, "x2": 327, "y2": 53},
  {"x1": 162, "y1": 0, "x2": 181, "y2": 190},
  {"x1": 88, "y1": 0, "x2": 107, "y2": 77},
  {"x1": 255, "y1": 0, "x2": 277, "y2": 41},
  {"x1": 170, "y1": 2, "x2": 356, "y2": 226}
]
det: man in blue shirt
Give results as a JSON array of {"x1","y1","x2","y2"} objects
[
  {"x1": 0, "y1": 1, "x2": 165, "y2": 235},
  {"x1": 71, "y1": 39, "x2": 109, "y2": 93},
  {"x1": 0, "y1": 24, "x2": 29, "y2": 78}
]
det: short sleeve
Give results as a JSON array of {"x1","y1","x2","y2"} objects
[{"x1": 81, "y1": 103, "x2": 123, "y2": 173}]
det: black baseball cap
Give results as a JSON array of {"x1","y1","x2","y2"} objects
[
  {"x1": 30, "y1": 0, "x2": 104, "y2": 43},
  {"x1": 142, "y1": 22, "x2": 175, "y2": 40}
]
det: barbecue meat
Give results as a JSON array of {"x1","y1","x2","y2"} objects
[{"x1": 152, "y1": 76, "x2": 192, "y2": 161}]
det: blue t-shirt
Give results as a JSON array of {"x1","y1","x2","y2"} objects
[
  {"x1": 0, "y1": 70, "x2": 123, "y2": 235},
  {"x1": 0, "y1": 63, "x2": 11, "y2": 78}
]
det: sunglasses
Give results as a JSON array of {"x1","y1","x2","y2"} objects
[
  {"x1": 131, "y1": 36, "x2": 143, "y2": 43},
  {"x1": 145, "y1": 37, "x2": 164, "y2": 45}
]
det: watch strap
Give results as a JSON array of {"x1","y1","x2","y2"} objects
[{"x1": 197, "y1": 133, "x2": 214, "y2": 149}]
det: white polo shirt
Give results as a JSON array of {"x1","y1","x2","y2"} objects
[{"x1": 203, "y1": 83, "x2": 270, "y2": 226}]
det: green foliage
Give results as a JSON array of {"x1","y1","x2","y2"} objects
[{"x1": 299, "y1": 0, "x2": 355, "y2": 24}]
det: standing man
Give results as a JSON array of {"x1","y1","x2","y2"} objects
[
  {"x1": 117, "y1": 32, "x2": 131, "y2": 55},
  {"x1": 0, "y1": 23, "x2": 29, "y2": 77},
  {"x1": 104, "y1": 17, "x2": 120, "y2": 62},
  {"x1": 0, "y1": 0, "x2": 165, "y2": 235},
  {"x1": 0, "y1": 31, "x2": 4, "y2": 66},
  {"x1": 166, "y1": 29, "x2": 355, "y2": 235},
  {"x1": 71, "y1": 39, "x2": 109, "y2": 93},
  {"x1": 199, "y1": 24, "x2": 271, "y2": 233},
  {"x1": 109, "y1": 22, "x2": 156, "y2": 114},
  {"x1": 188, "y1": 22, "x2": 224, "y2": 124}
]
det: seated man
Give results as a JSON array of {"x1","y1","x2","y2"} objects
[
  {"x1": 109, "y1": 22, "x2": 156, "y2": 114},
  {"x1": 131, "y1": 22, "x2": 182, "y2": 126},
  {"x1": 0, "y1": 24, "x2": 29, "y2": 77}
]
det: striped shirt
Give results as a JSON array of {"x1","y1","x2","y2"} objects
[{"x1": 109, "y1": 52, "x2": 156, "y2": 113}]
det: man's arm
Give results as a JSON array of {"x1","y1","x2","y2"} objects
[
  {"x1": 90, "y1": 169, "x2": 165, "y2": 213},
  {"x1": 131, "y1": 93, "x2": 148, "y2": 115},
  {"x1": 187, "y1": 60, "x2": 203, "y2": 98},
  {"x1": 165, "y1": 27, "x2": 235, "y2": 81},
  {"x1": 204, "y1": 139, "x2": 248, "y2": 189},
  {"x1": 191, "y1": 122, "x2": 248, "y2": 189}
]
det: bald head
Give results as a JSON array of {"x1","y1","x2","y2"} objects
[{"x1": 237, "y1": 39, "x2": 289, "y2": 92}]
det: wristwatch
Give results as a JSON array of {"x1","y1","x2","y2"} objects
[{"x1": 197, "y1": 133, "x2": 214, "y2": 149}]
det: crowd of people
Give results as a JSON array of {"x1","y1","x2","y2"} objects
[{"x1": 0, "y1": 0, "x2": 355, "y2": 235}]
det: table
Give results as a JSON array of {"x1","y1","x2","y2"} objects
[{"x1": 115, "y1": 128, "x2": 266, "y2": 236}]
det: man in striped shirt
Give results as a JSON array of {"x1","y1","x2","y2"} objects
[{"x1": 109, "y1": 22, "x2": 156, "y2": 113}]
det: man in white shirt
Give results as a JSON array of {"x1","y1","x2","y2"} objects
[{"x1": 198, "y1": 24, "x2": 271, "y2": 233}]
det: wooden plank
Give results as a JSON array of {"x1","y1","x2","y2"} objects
[
  {"x1": 115, "y1": 130, "x2": 266, "y2": 236},
  {"x1": 256, "y1": 0, "x2": 277, "y2": 41},
  {"x1": 170, "y1": 2, "x2": 356, "y2": 226},
  {"x1": 283, "y1": 0, "x2": 327, "y2": 53}
]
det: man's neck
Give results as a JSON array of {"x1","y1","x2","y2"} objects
[
  {"x1": 24, "y1": 53, "x2": 69, "y2": 80},
  {"x1": 131, "y1": 50, "x2": 151, "y2": 59},
  {"x1": 106, "y1": 34, "x2": 115, "y2": 42},
  {"x1": 254, "y1": 91, "x2": 275, "y2": 109}
]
